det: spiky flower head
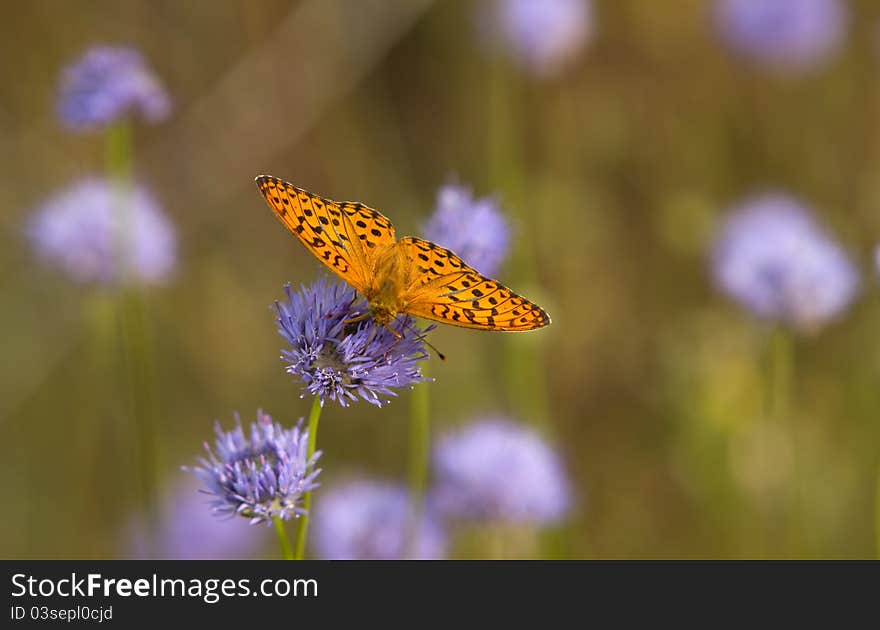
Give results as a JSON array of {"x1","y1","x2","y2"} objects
[
  {"x1": 423, "y1": 184, "x2": 511, "y2": 278},
  {"x1": 126, "y1": 477, "x2": 269, "y2": 559},
  {"x1": 433, "y1": 418, "x2": 571, "y2": 526},
  {"x1": 311, "y1": 479, "x2": 446, "y2": 559},
  {"x1": 485, "y1": 0, "x2": 594, "y2": 78},
  {"x1": 714, "y1": 0, "x2": 847, "y2": 76},
  {"x1": 712, "y1": 193, "x2": 859, "y2": 332},
  {"x1": 275, "y1": 278, "x2": 431, "y2": 407},
  {"x1": 26, "y1": 178, "x2": 176, "y2": 286},
  {"x1": 188, "y1": 410, "x2": 321, "y2": 524},
  {"x1": 58, "y1": 45, "x2": 171, "y2": 130}
]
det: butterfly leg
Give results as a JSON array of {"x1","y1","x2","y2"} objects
[
  {"x1": 328, "y1": 294, "x2": 362, "y2": 320},
  {"x1": 383, "y1": 322, "x2": 403, "y2": 340},
  {"x1": 380, "y1": 322, "x2": 405, "y2": 360},
  {"x1": 339, "y1": 312, "x2": 372, "y2": 337},
  {"x1": 343, "y1": 312, "x2": 372, "y2": 326}
]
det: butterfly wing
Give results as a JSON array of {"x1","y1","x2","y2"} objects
[
  {"x1": 256, "y1": 175, "x2": 397, "y2": 292},
  {"x1": 336, "y1": 200, "x2": 397, "y2": 253},
  {"x1": 398, "y1": 237, "x2": 551, "y2": 331}
]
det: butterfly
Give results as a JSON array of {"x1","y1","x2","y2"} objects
[{"x1": 256, "y1": 175, "x2": 550, "y2": 339}]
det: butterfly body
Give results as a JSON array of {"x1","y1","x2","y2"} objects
[
  {"x1": 256, "y1": 175, "x2": 550, "y2": 333},
  {"x1": 361, "y1": 242, "x2": 406, "y2": 326}
]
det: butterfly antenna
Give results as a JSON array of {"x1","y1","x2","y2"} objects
[
  {"x1": 402, "y1": 319, "x2": 446, "y2": 361},
  {"x1": 423, "y1": 337, "x2": 446, "y2": 361}
]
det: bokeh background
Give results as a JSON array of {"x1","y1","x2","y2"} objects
[{"x1": 3, "y1": 0, "x2": 880, "y2": 559}]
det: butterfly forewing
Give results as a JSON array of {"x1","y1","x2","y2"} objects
[
  {"x1": 337, "y1": 201, "x2": 396, "y2": 252},
  {"x1": 256, "y1": 175, "x2": 368, "y2": 292},
  {"x1": 398, "y1": 237, "x2": 551, "y2": 331}
]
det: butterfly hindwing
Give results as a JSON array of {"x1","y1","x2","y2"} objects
[{"x1": 398, "y1": 237, "x2": 551, "y2": 331}]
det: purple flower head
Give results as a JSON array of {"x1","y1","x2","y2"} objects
[
  {"x1": 423, "y1": 184, "x2": 511, "y2": 277},
  {"x1": 712, "y1": 193, "x2": 859, "y2": 332},
  {"x1": 714, "y1": 0, "x2": 847, "y2": 75},
  {"x1": 58, "y1": 46, "x2": 171, "y2": 130},
  {"x1": 312, "y1": 479, "x2": 446, "y2": 559},
  {"x1": 275, "y1": 278, "x2": 431, "y2": 407},
  {"x1": 26, "y1": 178, "x2": 177, "y2": 286},
  {"x1": 433, "y1": 418, "x2": 571, "y2": 526},
  {"x1": 486, "y1": 0, "x2": 594, "y2": 78},
  {"x1": 186, "y1": 410, "x2": 321, "y2": 525},
  {"x1": 126, "y1": 476, "x2": 269, "y2": 559}
]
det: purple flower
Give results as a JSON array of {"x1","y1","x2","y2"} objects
[
  {"x1": 275, "y1": 278, "x2": 430, "y2": 407},
  {"x1": 712, "y1": 193, "x2": 859, "y2": 332},
  {"x1": 311, "y1": 479, "x2": 446, "y2": 559},
  {"x1": 26, "y1": 178, "x2": 177, "y2": 286},
  {"x1": 58, "y1": 46, "x2": 171, "y2": 130},
  {"x1": 714, "y1": 0, "x2": 847, "y2": 75},
  {"x1": 433, "y1": 418, "x2": 571, "y2": 525},
  {"x1": 126, "y1": 477, "x2": 269, "y2": 559},
  {"x1": 187, "y1": 410, "x2": 321, "y2": 524},
  {"x1": 486, "y1": 0, "x2": 594, "y2": 77},
  {"x1": 423, "y1": 184, "x2": 511, "y2": 277}
]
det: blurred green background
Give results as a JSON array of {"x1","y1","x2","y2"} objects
[{"x1": 2, "y1": 0, "x2": 880, "y2": 559}]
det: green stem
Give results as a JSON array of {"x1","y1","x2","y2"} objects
[
  {"x1": 487, "y1": 57, "x2": 551, "y2": 429},
  {"x1": 119, "y1": 289, "x2": 158, "y2": 518},
  {"x1": 294, "y1": 395, "x2": 322, "y2": 560},
  {"x1": 875, "y1": 465, "x2": 880, "y2": 560},
  {"x1": 106, "y1": 120, "x2": 159, "y2": 533},
  {"x1": 407, "y1": 362, "x2": 431, "y2": 558},
  {"x1": 106, "y1": 119, "x2": 133, "y2": 181},
  {"x1": 274, "y1": 516, "x2": 294, "y2": 560},
  {"x1": 766, "y1": 328, "x2": 800, "y2": 556},
  {"x1": 769, "y1": 330, "x2": 792, "y2": 423},
  {"x1": 106, "y1": 120, "x2": 134, "y2": 280}
]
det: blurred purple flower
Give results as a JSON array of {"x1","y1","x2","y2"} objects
[
  {"x1": 127, "y1": 477, "x2": 269, "y2": 559},
  {"x1": 58, "y1": 46, "x2": 171, "y2": 130},
  {"x1": 433, "y1": 418, "x2": 571, "y2": 525},
  {"x1": 311, "y1": 479, "x2": 446, "y2": 559},
  {"x1": 275, "y1": 278, "x2": 430, "y2": 408},
  {"x1": 486, "y1": 0, "x2": 594, "y2": 77},
  {"x1": 187, "y1": 410, "x2": 321, "y2": 525},
  {"x1": 712, "y1": 193, "x2": 859, "y2": 332},
  {"x1": 26, "y1": 178, "x2": 176, "y2": 286},
  {"x1": 423, "y1": 184, "x2": 511, "y2": 278},
  {"x1": 714, "y1": 0, "x2": 847, "y2": 75}
]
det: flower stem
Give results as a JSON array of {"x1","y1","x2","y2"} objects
[
  {"x1": 487, "y1": 58, "x2": 550, "y2": 429},
  {"x1": 294, "y1": 395, "x2": 322, "y2": 560},
  {"x1": 875, "y1": 465, "x2": 880, "y2": 560},
  {"x1": 106, "y1": 119, "x2": 133, "y2": 182},
  {"x1": 768, "y1": 329, "x2": 792, "y2": 422},
  {"x1": 766, "y1": 328, "x2": 801, "y2": 556},
  {"x1": 119, "y1": 289, "x2": 158, "y2": 515},
  {"x1": 106, "y1": 119, "x2": 135, "y2": 283},
  {"x1": 407, "y1": 362, "x2": 431, "y2": 558},
  {"x1": 273, "y1": 516, "x2": 294, "y2": 560},
  {"x1": 106, "y1": 120, "x2": 159, "y2": 534}
]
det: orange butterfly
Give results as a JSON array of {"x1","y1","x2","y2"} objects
[{"x1": 256, "y1": 175, "x2": 550, "y2": 339}]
